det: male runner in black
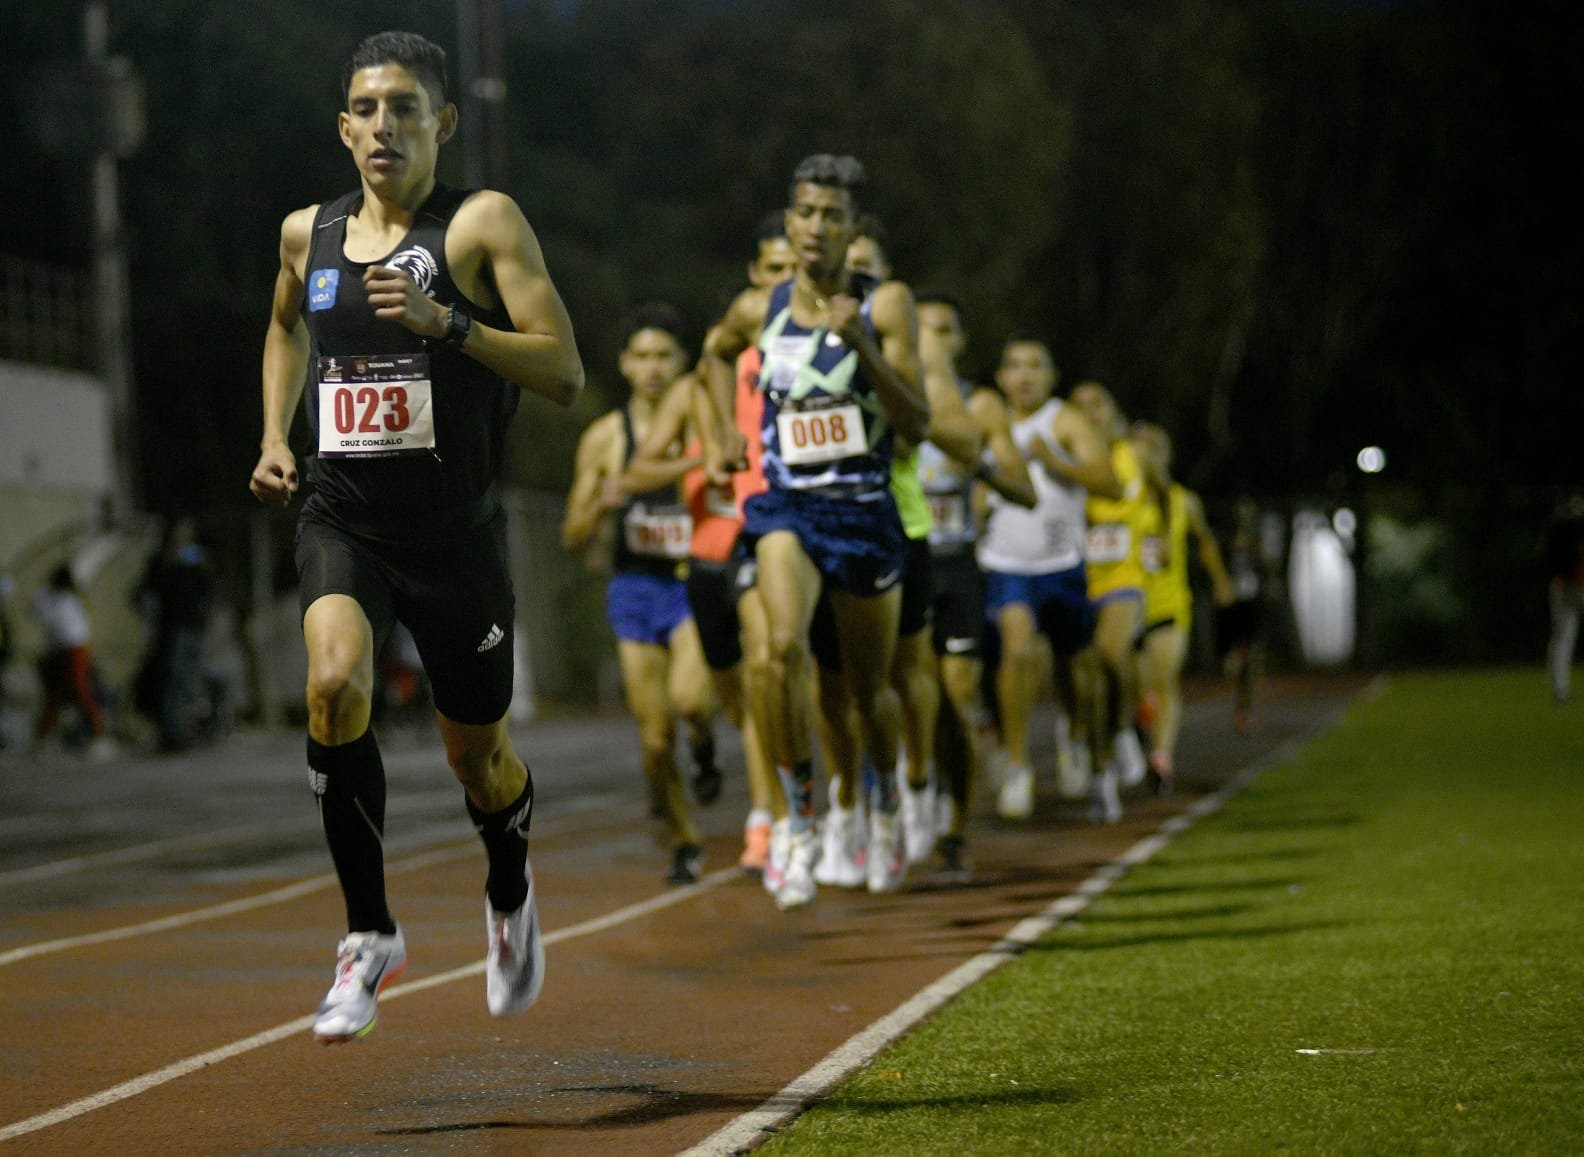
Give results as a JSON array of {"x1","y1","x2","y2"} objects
[{"x1": 249, "y1": 31, "x2": 582, "y2": 1042}]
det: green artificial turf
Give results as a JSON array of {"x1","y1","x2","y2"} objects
[{"x1": 763, "y1": 670, "x2": 1584, "y2": 1155}]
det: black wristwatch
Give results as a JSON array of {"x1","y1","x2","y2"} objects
[{"x1": 440, "y1": 304, "x2": 472, "y2": 349}]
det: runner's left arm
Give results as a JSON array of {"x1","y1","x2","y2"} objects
[
  {"x1": 364, "y1": 191, "x2": 584, "y2": 406},
  {"x1": 829, "y1": 280, "x2": 929, "y2": 446},
  {"x1": 622, "y1": 377, "x2": 706, "y2": 493}
]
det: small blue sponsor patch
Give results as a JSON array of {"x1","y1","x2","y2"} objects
[{"x1": 306, "y1": 269, "x2": 340, "y2": 312}]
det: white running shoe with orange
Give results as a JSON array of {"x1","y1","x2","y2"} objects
[
  {"x1": 313, "y1": 926, "x2": 407, "y2": 1043},
  {"x1": 486, "y1": 863, "x2": 545, "y2": 1017}
]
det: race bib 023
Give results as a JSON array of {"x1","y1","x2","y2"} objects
[{"x1": 316, "y1": 353, "x2": 436, "y2": 458}]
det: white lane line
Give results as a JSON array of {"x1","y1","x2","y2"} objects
[
  {"x1": 679, "y1": 688, "x2": 1374, "y2": 1157},
  {"x1": 0, "y1": 796, "x2": 644, "y2": 967},
  {"x1": 0, "y1": 867, "x2": 738, "y2": 1144},
  {"x1": 0, "y1": 781, "x2": 625, "y2": 888},
  {"x1": 0, "y1": 843, "x2": 481, "y2": 968}
]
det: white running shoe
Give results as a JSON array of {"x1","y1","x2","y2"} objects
[
  {"x1": 1088, "y1": 762, "x2": 1123, "y2": 824},
  {"x1": 776, "y1": 825, "x2": 821, "y2": 910},
  {"x1": 867, "y1": 810, "x2": 908, "y2": 893},
  {"x1": 814, "y1": 802, "x2": 867, "y2": 888},
  {"x1": 1115, "y1": 727, "x2": 1147, "y2": 789},
  {"x1": 313, "y1": 926, "x2": 407, "y2": 1043},
  {"x1": 899, "y1": 777, "x2": 937, "y2": 865},
  {"x1": 1056, "y1": 726, "x2": 1089, "y2": 800},
  {"x1": 936, "y1": 793, "x2": 957, "y2": 838},
  {"x1": 763, "y1": 819, "x2": 790, "y2": 898},
  {"x1": 997, "y1": 764, "x2": 1034, "y2": 820},
  {"x1": 485, "y1": 863, "x2": 545, "y2": 1017}
]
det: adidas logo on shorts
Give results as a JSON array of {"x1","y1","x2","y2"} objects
[{"x1": 477, "y1": 623, "x2": 505, "y2": 653}]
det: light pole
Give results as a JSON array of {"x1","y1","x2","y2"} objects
[
  {"x1": 85, "y1": 0, "x2": 144, "y2": 520},
  {"x1": 456, "y1": 0, "x2": 511, "y2": 190}
]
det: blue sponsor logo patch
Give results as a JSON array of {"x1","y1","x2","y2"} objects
[{"x1": 306, "y1": 269, "x2": 340, "y2": 312}]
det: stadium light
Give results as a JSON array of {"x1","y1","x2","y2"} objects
[{"x1": 1356, "y1": 445, "x2": 1387, "y2": 474}]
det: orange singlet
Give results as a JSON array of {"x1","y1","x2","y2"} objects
[{"x1": 684, "y1": 347, "x2": 768, "y2": 563}]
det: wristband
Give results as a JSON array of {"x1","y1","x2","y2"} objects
[{"x1": 441, "y1": 305, "x2": 472, "y2": 349}]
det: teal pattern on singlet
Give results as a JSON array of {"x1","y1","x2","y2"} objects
[{"x1": 755, "y1": 276, "x2": 893, "y2": 500}]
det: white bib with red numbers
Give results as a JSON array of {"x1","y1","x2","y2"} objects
[{"x1": 316, "y1": 353, "x2": 436, "y2": 458}]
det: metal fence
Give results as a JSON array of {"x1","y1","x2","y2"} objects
[{"x1": 0, "y1": 254, "x2": 93, "y2": 372}]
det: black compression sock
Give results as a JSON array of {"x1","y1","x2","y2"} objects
[
  {"x1": 307, "y1": 730, "x2": 396, "y2": 935},
  {"x1": 466, "y1": 769, "x2": 533, "y2": 914}
]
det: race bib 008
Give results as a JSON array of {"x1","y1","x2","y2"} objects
[
  {"x1": 317, "y1": 353, "x2": 436, "y2": 458},
  {"x1": 776, "y1": 401, "x2": 867, "y2": 467}
]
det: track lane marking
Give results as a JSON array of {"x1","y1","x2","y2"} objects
[
  {"x1": 680, "y1": 683, "x2": 1382, "y2": 1157},
  {"x1": 0, "y1": 795, "x2": 644, "y2": 967},
  {"x1": 0, "y1": 867, "x2": 739, "y2": 1143}
]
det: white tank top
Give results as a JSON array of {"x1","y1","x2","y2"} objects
[{"x1": 976, "y1": 397, "x2": 1088, "y2": 575}]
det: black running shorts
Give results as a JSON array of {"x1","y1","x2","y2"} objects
[
  {"x1": 930, "y1": 549, "x2": 986, "y2": 660},
  {"x1": 897, "y1": 535, "x2": 935, "y2": 638},
  {"x1": 295, "y1": 497, "x2": 516, "y2": 725},
  {"x1": 685, "y1": 556, "x2": 745, "y2": 672}
]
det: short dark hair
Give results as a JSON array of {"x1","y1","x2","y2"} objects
[
  {"x1": 343, "y1": 31, "x2": 449, "y2": 108},
  {"x1": 1000, "y1": 332, "x2": 1052, "y2": 362},
  {"x1": 853, "y1": 214, "x2": 889, "y2": 253},
  {"x1": 619, "y1": 302, "x2": 689, "y2": 353},
  {"x1": 915, "y1": 290, "x2": 966, "y2": 324},
  {"x1": 752, "y1": 210, "x2": 788, "y2": 258},
  {"x1": 789, "y1": 154, "x2": 867, "y2": 207}
]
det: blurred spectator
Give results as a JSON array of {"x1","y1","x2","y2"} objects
[
  {"x1": 134, "y1": 517, "x2": 215, "y2": 751},
  {"x1": 1544, "y1": 492, "x2": 1584, "y2": 705},
  {"x1": 32, "y1": 563, "x2": 115, "y2": 759},
  {"x1": 1216, "y1": 496, "x2": 1277, "y2": 733}
]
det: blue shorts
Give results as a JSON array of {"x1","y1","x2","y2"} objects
[
  {"x1": 742, "y1": 487, "x2": 905, "y2": 597},
  {"x1": 606, "y1": 571, "x2": 692, "y2": 646},
  {"x1": 984, "y1": 565, "x2": 1095, "y2": 656}
]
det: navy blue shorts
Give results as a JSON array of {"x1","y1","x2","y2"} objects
[
  {"x1": 606, "y1": 571, "x2": 692, "y2": 646},
  {"x1": 742, "y1": 487, "x2": 906, "y2": 597},
  {"x1": 984, "y1": 565, "x2": 1095, "y2": 656}
]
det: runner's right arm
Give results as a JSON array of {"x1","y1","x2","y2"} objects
[
  {"x1": 250, "y1": 207, "x2": 315, "y2": 508},
  {"x1": 699, "y1": 288, "x2": 768, "y2": 482},
  {"x1": 560, "y1": 414, "x2": 623, "y2": 551},
  {"x1": 968, "y1": 388, "x2": 1038, "y2": 509}
]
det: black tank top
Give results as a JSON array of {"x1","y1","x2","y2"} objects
[
  {"x1": 301, "y1": 184, "x2": 518, "y2": 536},
  {"x1": 613, "y1": 405, "x2": 691, "y2": 579}
]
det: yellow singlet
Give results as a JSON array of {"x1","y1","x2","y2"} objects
[
  {"x1": 1142, "y1": 483, "x2": 1192, "y2": 629},
  {"x1": 1085, "y1": 438, "x2": 1148, "y2": 600}
]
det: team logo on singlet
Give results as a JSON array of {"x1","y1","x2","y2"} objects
[
  {"x1": 386, "y1": 246, "x2": 439, "y2": 297},
  {"x1": 307, "y1": 269, "x2": 340, "y2": 312}
]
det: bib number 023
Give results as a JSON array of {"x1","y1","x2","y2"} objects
[
  {"x1": 316, "y1": 353, "x2": 437, "y2": 457},
  {"x1": 330, "y1": 385, "x2": 410, "y2": 435}
]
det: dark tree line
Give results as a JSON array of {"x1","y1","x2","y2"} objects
[{"x1": 3, "y1": 0, "x2": 1579, "y2": 515}]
